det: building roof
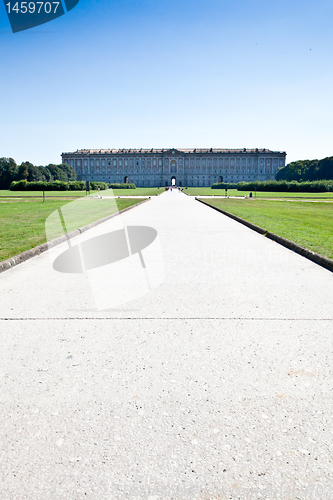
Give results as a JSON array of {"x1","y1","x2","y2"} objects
[{"x1": 62, "y1": 148, "x2": 286, "y2": 156}]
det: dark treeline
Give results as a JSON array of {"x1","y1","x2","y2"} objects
[
  {"x1": 276, "y1": 156, "x2": 333, "y2": 181},
  {"x1": 0, "y1": 157, "x2": 76, "y2": 189}
]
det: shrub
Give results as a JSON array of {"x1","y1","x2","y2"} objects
[
  {"x1": 211, "y1": 182, "x2": 239, "y2": 189},
  {"x1": 108, "y1": 183, "x2": 136, "y2": 189},
  {"x1": 89, "y1": 182, "x2": 108, "y2": 190}
]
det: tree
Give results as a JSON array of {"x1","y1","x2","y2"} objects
[
  {"x1": 276, "y1": 157, "x2": 333, "y2": 182},
  {"x1": 17, "y1": 162, "x2": 29, "y2": 181},
  {"x1": 0, "y1": 158, "x2": 18, "y2": 189}
]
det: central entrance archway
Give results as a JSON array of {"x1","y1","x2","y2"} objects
[{"x1": 171, "y1": 176, "x2": 176, "y2": 186}]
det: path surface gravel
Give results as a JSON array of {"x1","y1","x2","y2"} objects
[{"x1": 1, "y1": 191, "x2": 333, "y2": 499}]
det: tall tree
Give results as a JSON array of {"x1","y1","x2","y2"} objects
[{"x1": 0, "y1": 158, "x2": 18, "y2": 189}]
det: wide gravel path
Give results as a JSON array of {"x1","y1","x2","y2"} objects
[{"x1": 1, "y1": 191, "x2": 333, "y2": 499}]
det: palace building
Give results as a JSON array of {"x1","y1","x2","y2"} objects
[{"x1": 61, "y1": 148, "x2": 286, "y2": 187}]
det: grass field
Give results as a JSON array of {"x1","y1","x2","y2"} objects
[
  {"x1": 202, "y1": 198, "x2": 333, "y2": 260},
  {"x1": 185, "y1": 187, "x2": 333, "y2": 198},
  {"x1": 0, "y1": 197, "x2": 144, "y2": 262},
  {"x1": 0, "y1": 187, "x2": 163, "y2": 198}
]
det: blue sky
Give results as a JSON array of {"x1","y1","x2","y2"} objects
[{"x1": 1, "y1": 0, "x2": 333, "y2": 165}]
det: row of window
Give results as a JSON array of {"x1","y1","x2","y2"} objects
[
  {"x1": 67, "y1": 157, "x2": 283, "y2": 168},
  {"x1": 77, "y1": 166, "x2": 277, "y2": 175}
]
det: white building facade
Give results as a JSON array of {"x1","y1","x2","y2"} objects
[{"x1": 61, "y1": 148, "x2": 286, "y2": 187}]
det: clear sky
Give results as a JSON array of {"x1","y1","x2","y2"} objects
[{"x1": 1, "y1": 0, "x2": 333, "y2": 165}]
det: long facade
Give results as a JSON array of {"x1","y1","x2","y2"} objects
[{"x1": 61, "y1": 148, "x2": 286, "y2": 187}]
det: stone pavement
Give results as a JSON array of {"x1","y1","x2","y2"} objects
[{"x1": 1, "y1": 190, "x2": 333, "y2": 499}]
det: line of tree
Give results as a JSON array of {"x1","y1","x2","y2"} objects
[
  {"x1": 276, "y1": 156, "x2": 333, "y2": 181},
  {"x1": 0, "y1": 158, "x2": 77, "y2": 189}
]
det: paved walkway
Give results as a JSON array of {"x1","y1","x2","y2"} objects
[{"x1": 1, "y1": 191, "x2": 333, "y2": 499}]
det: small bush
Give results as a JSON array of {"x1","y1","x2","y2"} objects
[
  {"x1": 108, "y1": 183, "x2": 136, "y2": 189},
  {"x1": 211, "y1": 182, "x2": 239, "y2": 189},
  {"x1": 89, "y1": 182, "x2": 108, "y2": 190}
]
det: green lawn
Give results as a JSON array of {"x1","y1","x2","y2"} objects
[
  {"x1": 0, "y1": 190, "x2": 87, "y2": 198},
  {"x1": 0, "y1": 187, "x2": 163, "y2": 198},
  {"x1": 202, "y1": 198, "x2": 333, "y2": 260},
  {"x1": 185, "y1": 187, "x2": 333, "y2": 199},
  {"x1": 107, "y1": 187, "x2": 164, "y2": 196},
  {"x1": 0, "y1": 198, "x2": 144, "y2": 262},
  {"x1": 185, "y1": 187, "x2": 240, "y2": 196}
]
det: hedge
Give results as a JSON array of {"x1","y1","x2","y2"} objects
[
  {"x1": 235, "y1": 180, "x2": 333, "y2": 192},
  {"x1": 211, "y1": 182, "x2": 241, "y2": 190},
  {"x1": 211, "y1": 180, "x2": 333, "y2": 192},
  {"x1": 108, "y1": 183, "x2": 136, "y2": 189},
  {"x1": 10, "y1": 180, "x2": 109, "y2": 191}
]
